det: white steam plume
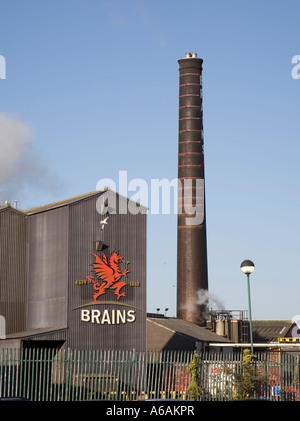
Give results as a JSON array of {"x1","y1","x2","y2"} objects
[
  {"x1": 196, "y1": 289, "x2": 225, "y2": 311},
  {"x1": 180, "y1": 289, "x2": 225, "y2": 312},
  {"x1": 0, "y1": 112, "x2": 32, "y2": 185},
  {"x1": 0, "y1": 112, "x2": 61, "y2": 206}
]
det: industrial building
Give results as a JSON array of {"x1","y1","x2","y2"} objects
[
  {"x1": 0, "y1": 52, "x2": 214, "y2": 353},
  {"x1": 0, "y1": 52, "x2": 246, "y2": 354},
  {"x1": 2, "y1": 52, "x2": 290, "y2": 354},
  {"x1": 0, "y1": 189, "x2": 147, "y2": 351},
  {"x1": 147, "y1": 314, "x2": 231, "y2": 351}
]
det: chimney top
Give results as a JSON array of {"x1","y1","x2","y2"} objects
[{"x1": 185, "y1": 52, "x2": 197, "y2": 58}]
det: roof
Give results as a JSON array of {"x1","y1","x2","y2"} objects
[
  {"x1": 147, "y1": 317, "x2": 231, "y2": 351},
  {"x1": 24, "y1": 189, "x2": 106, "y2": 215},
  {"x1": 0, "y1": 203, "x2": 27, "y2": 216},
  {"x1": 252, "y1": 320, "x2": 292, "y2": 343},
  {"x1": 24, "y1": 187, "x2": 148, "y2": 215},
  {"x1": 1, "y1": 326, "x2": 67, "y2": 341}
]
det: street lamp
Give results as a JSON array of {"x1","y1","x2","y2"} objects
[{"x1": 240, "y1": 260, "x2": 255, "y2": 354}]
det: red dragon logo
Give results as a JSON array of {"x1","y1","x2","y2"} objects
[{"x1": 86, "y1": 252, "x2": 130, "y2": 302}]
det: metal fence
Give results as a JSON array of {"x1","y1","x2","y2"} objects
[
  {"x1": 0, "y1": 348, "x2": 300, "y2": 401},
  {"x1": 0, "y1": 348, "x2": 192, "y2": 401},
  {"x1": 197, "y1": 350, "x2": 300, "y2": 401}
]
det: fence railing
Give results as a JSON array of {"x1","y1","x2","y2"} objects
[
  {"x1": 197, "y1": 350, "x2": 300, "y2": 401},
  {"x1": 0, "y1": 348, "x2": 193, "y2": 401},
  {"x1": 0, "y1": 348, "x2": 300, "y2": 401}
]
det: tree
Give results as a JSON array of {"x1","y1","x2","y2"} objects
[
  {"x1": 234, "y1": 348, "x2": 266, "y2": 399},
  {"x1": 188, "y1": 353, "x2": 202, "y2": 400}
]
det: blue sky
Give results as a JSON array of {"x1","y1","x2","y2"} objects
[{"x1": 0, "y1": 0, "x2": 300, "y2": 321}]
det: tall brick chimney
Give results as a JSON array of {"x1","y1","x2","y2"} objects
[{"x1": 177, "y1": 53, "x2": 208, "y2": 325}]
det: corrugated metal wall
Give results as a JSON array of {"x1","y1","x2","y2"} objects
[
  {"x1": 0, "y1": 207, "x2": 28, "y2": 334},
  {"x1": 0, "y1": 191, "x2": 147, "y2": 351},
  {"x1": 67, "y1": 191, "x2": 147, "y2": 350},
  {"x1": 27, "y1": 206, "x2": 69, "y2": 330}
]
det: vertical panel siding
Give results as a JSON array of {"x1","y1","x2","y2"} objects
[
  {"x1": 0, "y1": 208, "x2": 28, "y2": 334},
  {"x1": 27, "y1": 207, "x2": 69, "y2": 329},
  {"x1": 0, "y1": 190, "x2": 146, "y2": 352},
  {"x1": 67, "y1": 192, "x2": 147, "y2": 350}
]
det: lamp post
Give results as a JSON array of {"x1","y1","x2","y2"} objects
[{"x1": 240, "y1": 260, "x2": 255, "y2": 354}]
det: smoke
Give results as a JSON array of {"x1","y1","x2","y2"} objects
[
  {"x1": 180, "y1": 289, "x2": 225, "y2": 312},
  {"x1": 0, "y1": 112, "x2": 32, "y2": 185},
  {"x1": 0, "y1": 112, "x2": 61, "y2": 206},
  {"x1": 196, "y1": 289, "x2": 225, "y2": 311}
]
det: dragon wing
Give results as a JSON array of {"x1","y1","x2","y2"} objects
[{"x1": 91, "y1": 253, "x2": 114, "y2": 280}]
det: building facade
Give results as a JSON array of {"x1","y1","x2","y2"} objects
[{"x1": 0, "y1": 189, "x2": 147, "y2": 351}]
